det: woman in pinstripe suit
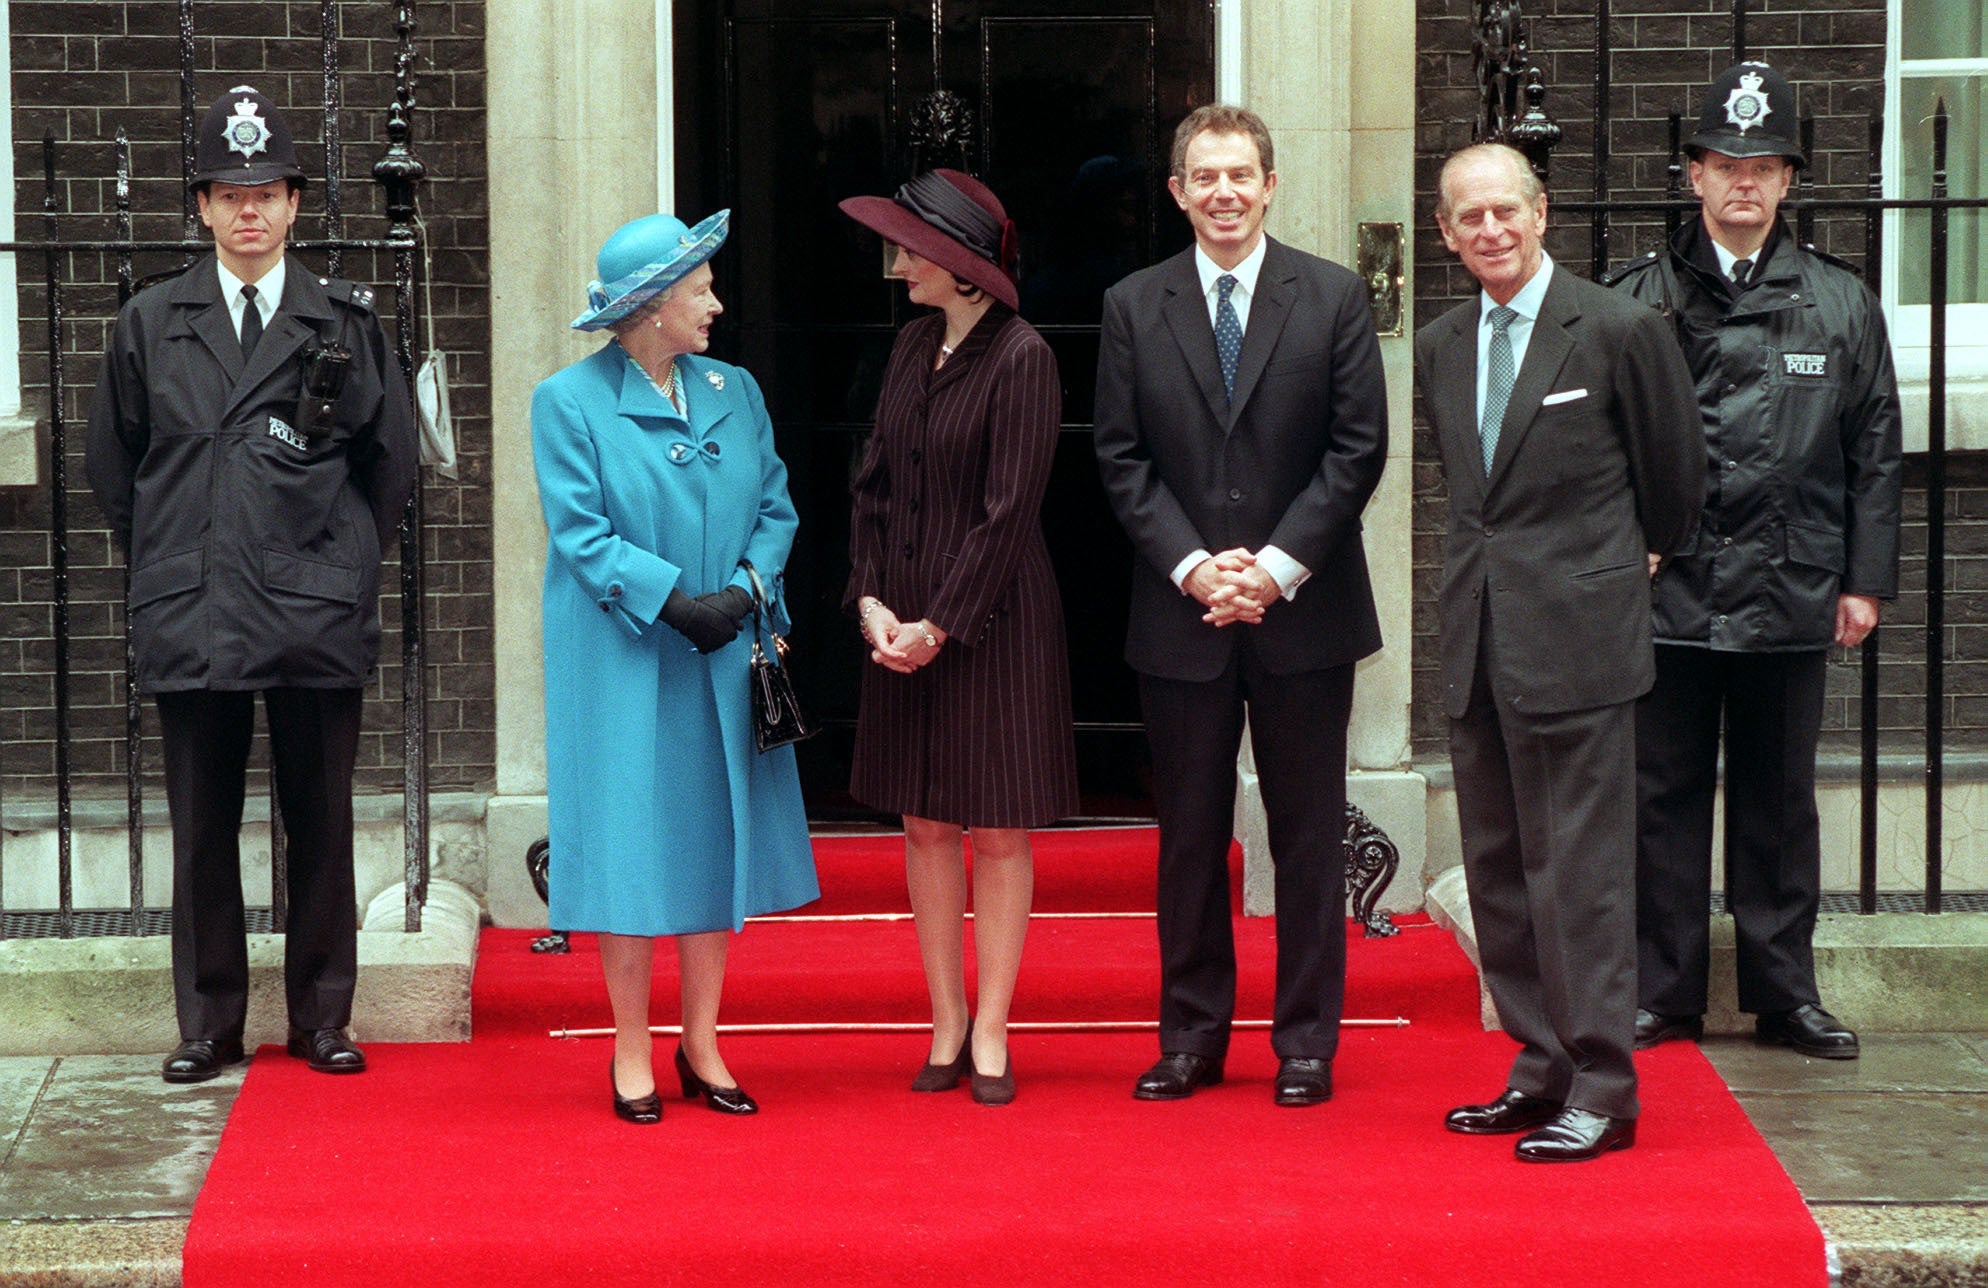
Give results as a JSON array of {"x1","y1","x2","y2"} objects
[{"x1": 840, "y1": 171, "x2": 1079, "y2": 1105}]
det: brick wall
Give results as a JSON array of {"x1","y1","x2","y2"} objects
[
  {"x1": 1, "y1": 1, "x2": 492, "y2": 798},
  {"x1": 1411, "y1": 0, "x2": 1976, "y2": 758}
]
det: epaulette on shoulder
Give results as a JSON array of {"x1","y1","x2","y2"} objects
[
  {"x1": 1799, "y1": 242, "x2": 1863, "y2": 276},
  {"x1": 130, "y1": 263, "x2": 194, "y2": 296},
  {"x1": 316, "y1": 276, "x2": 379, "y2": 313},
  {"x1": 1600, "y1": 250, "x2": 1662, "y2": 288}
]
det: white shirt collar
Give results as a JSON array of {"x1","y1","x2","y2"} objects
[
  {"x1": 1193, "y1": 235, "x2": 1268, "y2": 300},
  {"x1": 1479, "y1": 250, "x2": 1553, "y2": 324},
  {"x1": 216, "y1": 257, "x2": 285, "y2": 322}
]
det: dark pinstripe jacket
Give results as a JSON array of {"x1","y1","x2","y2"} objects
[{"x1": 844, "y1": 305, "x2": 1078, "y2": 827}]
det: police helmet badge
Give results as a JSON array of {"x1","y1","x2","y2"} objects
[
  {"x1": 223, "y1": 92, "x2": 272, "y2": 160},
  {"x1": 1723, "y1": 68, "x2": 1773, "y2": 135}
]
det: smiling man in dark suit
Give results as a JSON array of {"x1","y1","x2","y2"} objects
[
  {"x1": 1416, "y1": 142, "x2": 1701, "y2": 1160},
  {"x1": 1094, "y1": 104, "x2": 1387, "y2": 1107}
]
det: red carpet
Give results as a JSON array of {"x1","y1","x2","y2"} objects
[{"x1": 183, "y1": 829, "x2": 1825, "y2": 1286}]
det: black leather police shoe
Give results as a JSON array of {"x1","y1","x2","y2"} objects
[
  {"x1": 1755, "y1": 1004, "x2": 1859, "y2": 1059},
  {"x1": 1634, "y1": 1008, "x2": 1704, "y2": 1050},
  {"x1": 162, "y1": 1038, "x2": 245, "y2": 1084},
  {"x1": 288, "y1": 1027, "x2": 368, "y2": 1074}
]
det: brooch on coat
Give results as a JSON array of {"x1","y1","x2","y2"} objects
[{"x1": 706, "y1": 371, "x2": 725, "y2": 392}]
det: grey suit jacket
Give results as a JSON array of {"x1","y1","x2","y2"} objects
[
  {"x1": 1415, "y1": 265, "x2": 1702, "y2": 720},
  {"x1": 1094, "y1": 238, "x2": 1387, "y2": 681}
]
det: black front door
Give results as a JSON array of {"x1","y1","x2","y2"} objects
[{"x1": 675, "y1": 0, "x2": 1213, "y2": 820}]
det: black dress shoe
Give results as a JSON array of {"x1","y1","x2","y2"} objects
[
  {"x1": 161, "y1": 1038, "x2": 245, "y2": 1084},
  {"x1": 287, "y1": 1027, "x2": 367, "y2": 1074},
  {"x1": 1515, "y1": 1108, "x2": 1636, "y2": 1162},
  {"x1": 1133, "y1": 1052, "x2": 1223, "y2": 1101},
  {"x1": 675, "y1": 1045, "x2": 758, "y2": 1114},
  {"x1": 1756, "y1": 1004, "x2": 1860, "y2": 1059},
  {"x1": 611, "y1": 1060, "x2": 661, "y2": 1125},
  {"x1": 1634, "y1": 1008, "x2": 1704, "y2": 1050},
  {"x1": 1273, "y1": 1058, "x2": 1332, "y2": 1106},
  {"x1": 910, "y1": 1040, "x2": 973, "y2": 1093},
  {"x1": 1444, "y1": 1088, "x2": 1562, "y2": 1135}
]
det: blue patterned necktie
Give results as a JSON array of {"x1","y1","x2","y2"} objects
[
  {"x1": 1215, "y1": 273, "x2": 1242, "y2": 404},
  {"x1": 1481, "y1": 305, "x2": 1518, "y2": 474}
]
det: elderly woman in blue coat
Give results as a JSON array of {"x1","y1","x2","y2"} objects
[{"x1": 533, "y1": 210, "x2": 818, "y2": 1124}]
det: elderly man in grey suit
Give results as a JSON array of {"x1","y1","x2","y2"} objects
[
  {"x1": 1415, "y1": 142, "x2": 1701, "y2": 1161},
  {"x1": 1095, "y1": 104, "x2": 1387, "y2": 1108}
]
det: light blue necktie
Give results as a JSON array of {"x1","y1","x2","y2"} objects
[
  {"x1": 1215, "y1": 274, "x2": 1242, "y2": 404},
  {"x1": 1481, "y1": 305, "x2": 1519, "y2": 474}
]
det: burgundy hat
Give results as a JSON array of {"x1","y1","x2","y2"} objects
[{"x1": 838, "y1": 169, "x2": 1020, "y2": 311}]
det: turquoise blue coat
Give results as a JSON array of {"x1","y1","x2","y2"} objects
[{"x1": 532, "y1": 342, "x2": 818, "y2": 936}]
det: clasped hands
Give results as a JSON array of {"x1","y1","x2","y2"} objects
[
  {"x1": 1187, "y1": 549, "x2": 1281, "y2": 627},
  {"x1": 859, "y1": 598, "x2": 948, "y2": 674},
  {"x1": 660, "y1": 585, "x2": 755, "y2": 654}
]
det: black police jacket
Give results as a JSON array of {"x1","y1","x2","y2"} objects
[
  {"x1": 1607, "y1": 221, "x2": 1902, "y2": 652},
  {"x1": 85, "y1": 254, "x2": 418, "y2": 692}
]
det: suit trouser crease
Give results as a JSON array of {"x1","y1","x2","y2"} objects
[
  {"x1": 1139, "y1": 641, "x2": 1352, "y2": 1062},
  {"x1": 1636, "y1": 646, "x2": 1825, "y2": 1016},
  {"x1": 1450, "y1": 620, "x2": 1639, "y2": 1120},
  {"x1": 158, "y1": 687, "x2": 364, "y2": 1041}
]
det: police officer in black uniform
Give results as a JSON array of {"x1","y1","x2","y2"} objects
[
  {"x1": 86, "y1": 87, "x2": 417, "y2": 1083},
  {"x1": 1608, "y1": 62, "x2": 1902, "y2": 1060}
]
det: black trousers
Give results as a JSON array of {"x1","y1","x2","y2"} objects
[
  {"x1": 157, "y1": 687, "x2": 364, "y2": 1042},
  {"x1": 1636, "y1": 645, "x2": 1827, "y2": 1017},
  {"x1": 1449, "y1": 619, "x2": 1640, "y2": 1120},
  {"x1": 1138, "y1": 643, "x2": 1354, "y2": 1062}
]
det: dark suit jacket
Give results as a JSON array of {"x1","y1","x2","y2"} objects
[
  {"x1": 1415, "y1": 265, "x2": 1702, "y2": 720},
  {"x1": 1094, "y1": 239, "x2": 1387, "y2": 681}
]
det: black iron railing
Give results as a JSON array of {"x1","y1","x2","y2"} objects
[
  {"x1": 1475, "y1": 0, "x2": 1988, "y2": 915},
  {"x1": 0, "y1": 0, "x2": 429, "y2": 940}
]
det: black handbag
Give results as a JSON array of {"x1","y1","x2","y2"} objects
[{"x1": 740, "y1": 559, "x2": 816, "y2": 753}]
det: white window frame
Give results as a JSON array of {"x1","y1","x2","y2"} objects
[{"x1": 1883, "y1": 0, "x2": 1988, "y2": 452}]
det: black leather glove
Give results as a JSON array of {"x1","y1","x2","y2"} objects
[
  {"x1": 702, "y1": 585, "x2": 755, "y2": 627},
  {"x1": 659, "y1": 588, "x2": 740, "y2": 654}
]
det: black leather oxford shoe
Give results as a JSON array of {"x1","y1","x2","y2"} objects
[
  {"x1": 162, "y1": 1038, "x2": 245, "y2": 1084},
  {"x1": 287, "y1": 1027, "x2": 367, "y2": 1074},
  {"x1": 1444, "y1": 1088, "x2": 1562, "y2": 1135},
  {"x1": 1133, "y1": 1052, "x2": 1223, "y2": 1100},
  {"x1": 1273, "y1": 1057, "x2": 1332, "y2": 1106},
  {"x1": 1633, "y1": 1008, "x2": 1704, "y2": 1050},
  {"x1": 1514, "y1": 1108, "x2": 1636, "y2": 1162},
  {"x1": 1755, "y1": 1004, "x2": 1859, "y2": 1059}
]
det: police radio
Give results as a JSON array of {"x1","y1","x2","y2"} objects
[{"x1": 295, "y1": 342, "x2": 352, "y2": 439}]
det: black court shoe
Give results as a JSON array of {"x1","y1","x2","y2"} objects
[
  {"x1": 675, "y1": 1045, "x2": 759, "y2": 1115},
  {"x1": 610, "y1": 1060, "x2": 662, "y2": 1125}
]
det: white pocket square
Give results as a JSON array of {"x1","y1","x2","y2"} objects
[{"x1": 1541, "y1": 388, "x2": 1589, "y2": 406}]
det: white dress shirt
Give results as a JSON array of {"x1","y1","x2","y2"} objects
[
  {"x1": 1475, "y1": 251, "x2": 1553, "y2": 429},
  {"x1": 216, "y1": 257, "x2": 284, "y2": 343},
  {"x1": 1169, "y1": 236, "x2": 1311, "y2": 600}
]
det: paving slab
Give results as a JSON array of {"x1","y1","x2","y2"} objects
[
  {"x1": 0, "y1": 1055, "x2": 243, "y2": 1222},
  {"x1": 1704, "y1": 1034, "x2": 1988, "y2": 1095},
  {"x1": 1814, "y1": 1204, "x2": 1988, "y2": 1288},
  {"x1": 0, "y1": 1059, "x2": 53, "y2": 1159},
  {"x1": 1732, "y1": 1090, "x2": 1988, "y2": 1204}
]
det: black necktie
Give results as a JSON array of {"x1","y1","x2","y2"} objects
[
  {"x1": 239, "y1": 284, "x2": 263, "y2": 361},
  {"x1": 1731, "y1": 258, "x2": 1753, "y2": 288}
]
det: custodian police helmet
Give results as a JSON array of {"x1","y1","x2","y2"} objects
[
  {"x1": 1688, "y1": 61, "x2": 1806, "y2": 169},
  {"x1": 190, "y1": 85, "x2": 307, "y2": 190}
]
